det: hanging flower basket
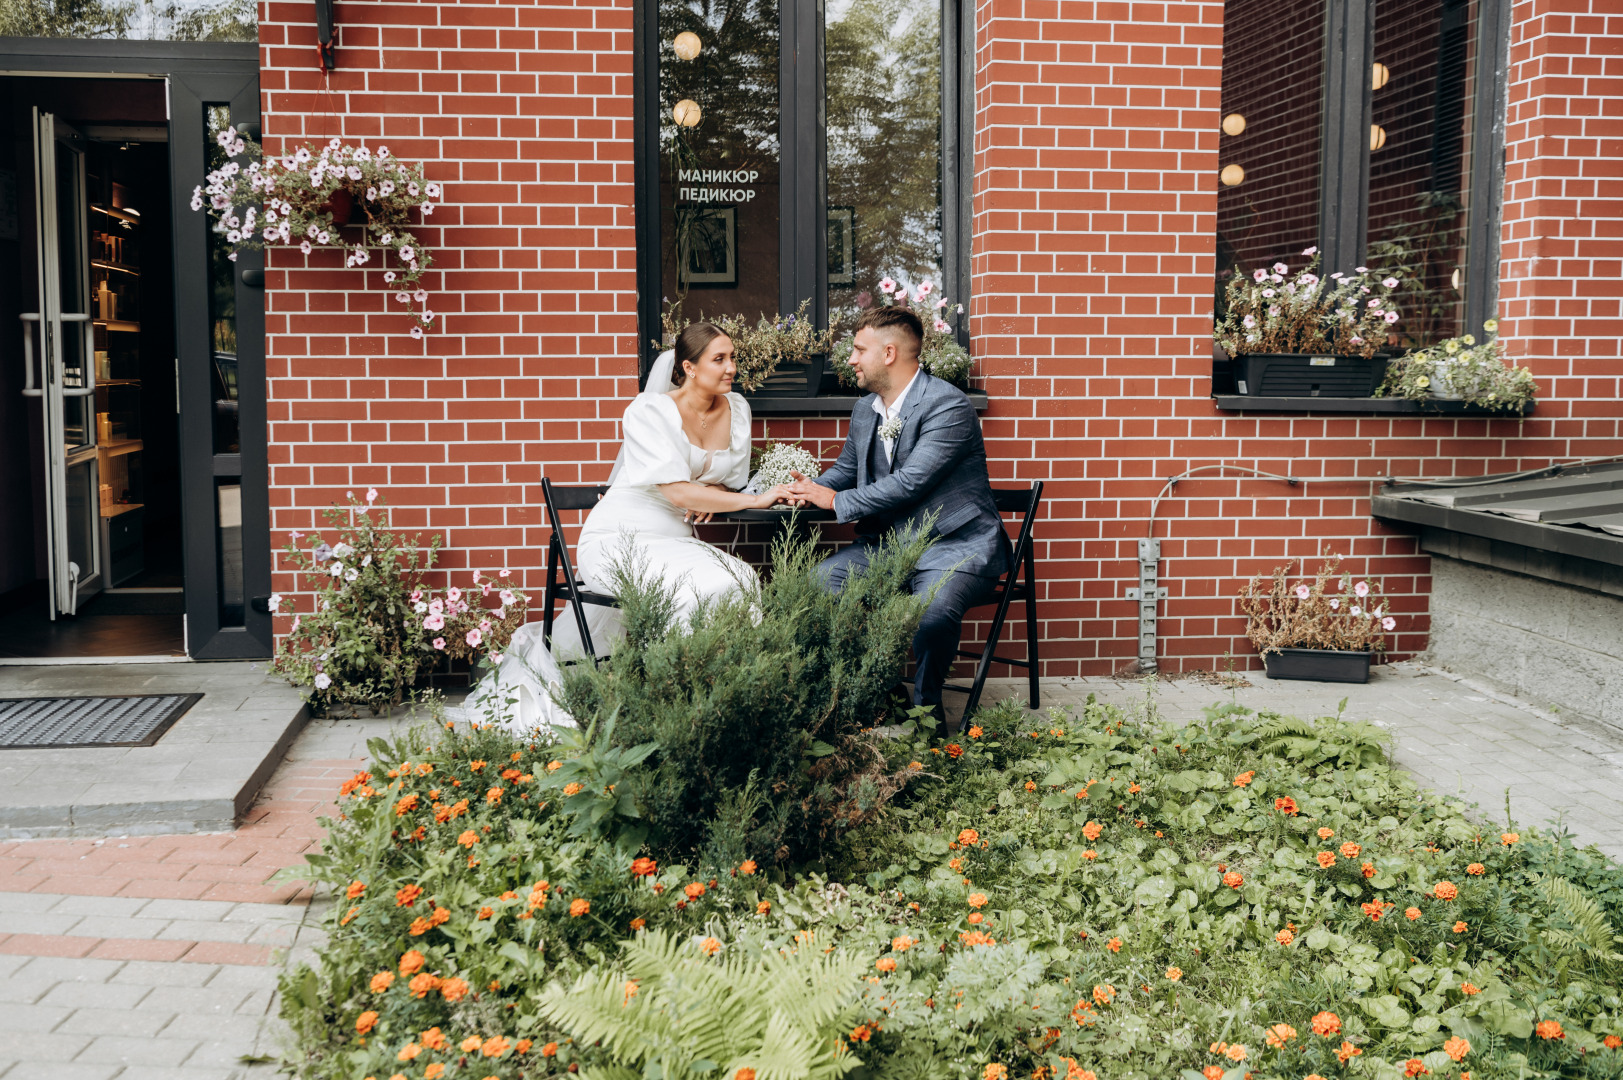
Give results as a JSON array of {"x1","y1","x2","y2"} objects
[{"x1": 192, "y1": 128, "x2": 444, "y2": 336}]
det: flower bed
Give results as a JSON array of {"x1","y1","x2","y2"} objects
[{"x1": 278, "y1": 696, "x2": 1623, "y2": 1080}]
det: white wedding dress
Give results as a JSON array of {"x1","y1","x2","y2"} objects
[{"x1": 459, "y1": 351, "x2": 758, "y2": 734}]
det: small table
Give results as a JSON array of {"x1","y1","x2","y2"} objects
[{"x1": 718, "y1": 506, "x2": 837, "y2": 524}]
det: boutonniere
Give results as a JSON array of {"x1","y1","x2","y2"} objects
[{"x1": 877, "y1": 417, "x2": 903, "y2": 442}]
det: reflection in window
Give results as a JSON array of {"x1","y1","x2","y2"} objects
[
  {"x1": 659, "y1": 0, "x2": 781, "y2": 326},
  {"x1": 216, "y1": 481, "x2": 243, "y2": 626},
  {"x1": 0, "y1": 0, "x2": 256, "y2": 41},
  {"x1": 1367, "y1": 0, "x2": 1477, "y2": 347},
  {"x1": 825, "y1": 0, "x2": 942, "y2": 331},
  {"x1": 1214, "y1": 0, "x2": 1325, "y2": 311},
  {"x1": 205, "y1": 104, "x2": 240, "y2": 455}
]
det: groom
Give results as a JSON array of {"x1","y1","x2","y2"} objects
[{"x1": 786, "y1": 306, "x2": 1010, "y2": 729}]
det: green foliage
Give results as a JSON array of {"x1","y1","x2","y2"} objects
[
  {"x1": 659, "y1": 299, "x2": 835, "y2": 393},
  {"x1": 537, "y1": 928, "x2": 869, "y2": 1080},
  {"x1": 1377, "y1": 320, "x2": 1538, "y2": 413},
  {"x1": 557, "y1": 522, "x2": 934, "y2": 865},
  {"x1": 0, "y1": 0, "x2": 253, "y2": 40}
]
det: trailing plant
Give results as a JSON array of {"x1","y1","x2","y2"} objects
[
  {"x1": 1378, "y1": 320, "x2": 1538, "y2": 413},
  {"x1": 1239, "y1": 553, "x2": 1395, "y2": 656},
  {"x1": 1214, "y1": 248, "x2": 1406, "y2": 358},
  {"x1": 270, "y1": 490, "x2": 441, "y2": 715},
  {"x1": 659, "y1": 298, "x2": 835, "y2": 392},
  {"x1": 832, "y1": 277, "x2": 973, "y2": 389},
  {"x1": 193, "y1": 127, "x2": 443, "y2": 334}
]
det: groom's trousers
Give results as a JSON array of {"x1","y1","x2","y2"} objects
[{"x1": 816, "y1": 542, "x2": 999, "y2": 725}]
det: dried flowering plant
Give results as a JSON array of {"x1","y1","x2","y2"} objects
[
  {"x1": 832, "y1": 277, "x2": 972, "y2": 388},
  {"x1": 1378, "y1": 320, "x2": 1537, "y2": 413},
  {"x1": 1239, "y1": 554, "x2": 1394, "y2": 657},
  {"x1": 750, "y1": 440, "x2": 822, "y2": 490},
  {"x1": 1214, "y1": 248, "x2": 1405, "y2": 359},
  {"x1": 271, "y1": 490, "x2": 442, "y2": 716},
  {"x1": 659, "y1": 298, "x2": 835, "y2": 392},
  {"x1": 192, "y1": 127, "x2": 444, "y2": 335}
]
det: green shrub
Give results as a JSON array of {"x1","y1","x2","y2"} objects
[{"x1": 555, "y1": 522, "x2": 934, "y2": 866}]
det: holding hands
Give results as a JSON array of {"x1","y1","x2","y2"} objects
[{"x1": 784, "y1": 470, "x2": 836, "y2": 510}]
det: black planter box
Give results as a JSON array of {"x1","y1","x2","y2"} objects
[
  {"x1": 1235, "y1": 353, "x2": 1387, "y2": 398},
  {"x1": 1261, "y1": 647, "x2": 1374, "y2": 683}
]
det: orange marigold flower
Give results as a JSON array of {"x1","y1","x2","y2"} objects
[
  {"x1": 1106, "y1": 937, "x2": 1122, "y2": 953},
  {"x1": 960, "y1": 929, "x2": 996, "y2": 947},
  {"x1": 1316, "y1": 851, "x2": 1336, "y2": 868},
  {"x1": 398, "y1": 950, "x2": 426, "y2": 975},
  {"x1": 1274, "y1": 796, "x2": 1299, "y2": 815},
  {"x1": 1317, "y1": 826, "x2": 1335, "y2": 839},
  {"x1": 1400, "y1": 906, "x2": 1422, "y2": 920},
  {"x1": 1501, "y1": 832, "x2": 1519, "y2": 846},
  {"x1": 340, "y1": 906, "x2": 359, "y2": 926},
  {"x1": 1310, "y1": 1011, "x2": 1341, "y2": 1036},
  {"x1": 946, "y1": 743, "x2": 964, "y2": 759},
  {"x1": 1603, "y1": 1035, "x2": 1621, "y2": 1049},
  {"x1": 684, "y1": 881, "x2": 706, "y2": 900},
  {"x1": 355, "y1": 1010, "x2": 379, "y2": 1034},
  {"x1": 339, "y1": 770, "x2": 373, "y2": 796},
  {"x1": 1361, "y1": 901, "x2": 1387, "y2": 920},
  {"x1": 1460, "y1": 982, "x2": 1480, "y2": 995},
  {"x1": 469, "y1": 760, "x2": 486, "y2": 772},
  {"x1": 440, "y1": 977, "x2": 469, "y2": 1002},
  {"x1": 1443, "y1": 1036, "x2": 1471, "y2": 1061},
  {"x1": 1536, "y1": 1020, "x2": 1564, "y2": 1040},
  {"x1": 1453, "y1": 920, "x2": 1468, "y2": 933},
  {"x1": 1082, "y1": 849, "x2": 1098, "y2": 861},
  {"x1": 876, "y1": 956, "x2": 897, "y2": 972},
  {"x1": 395, "y1": 884, "x2": 423, "y2": 908},
  {"x1": 1062, "y1": 1063, "x2": 1094, "y2": 1080},
  {"x1": 984, "y1": 1066, "x2": 1006, "y2": 1080},
  {"x1": 408, "y1": 972, "x2": 439, "y2": 998},
  {"x1": 457, "y1": 830, "x2": 478, "y2": 847},
  {"x1": 698, "y1": 936, "x2": 722, "y2": 956},
  {"x1": 1335, "y1": 1041, "x2": 1362, "y2": 1063},
  {"x1": 1165, "y1": 966, "x2": 1182, "y2": 981},
  {"x1": 346, "y1": 880, "x2": 366, "y2": 899},
  {"x1": 1361, "y1": 862, "x2": 1376, "y2": 879},
  {"x1": 630, "y1": 917, "x2": 647, "y2": 930},
  {"x1": 736, "y1": 1070, "x2": 757, "y2": 1080},
  {"x1": 1339, "y1": 842, "x2": 1361, "y2": 859},
  {"x1": 542, "y1": 1041, "x2": 560, "y2": 1056},
  {"x1": 430, "y1": 906, "x2": 450, "y2": 926},
  {"x1": 569, "y1": 898, "x2": 590, "y2": 917},
  {"x1": 1275, "y1": 928, "x2": 1294, "y2": 945},
  {"x1": 461, "y1": 1035, "x2": 484, "y2": 1052},
  {"x1": 485, "y1": 786, "x2": 503, "y2": 804},
  {"x1": 968, "y1": 892, "x2": 988, "y2": 908},
  {"x1": 477, "y1": 905, "x2": 493, "y2": 920},
  {"x1": 909, "y1": 761, "x2": 924, "y2": 771},
  {"x1": 958, "y1": 829, "x2": 981, "y2": 846},
  {"x1": 1202, "y1": 1068, "x2": 1224, "y2": 1080},
  {"x1": 394, "y1": 793, "x2": 420, "y2": 817},
  {"x1": 1128, "y1": 782, "x2": 1142, "y2": 794},
  {"x1": 408, "y1": 916, "x2": 432, "y2": 936},
  {"x1": 893, "y1": 935, "x2": 916, "y2": 951},
  {"x1": 1232, "y1": 770, "x2": 1255, "y2": 787},
  {"x1": 421, "y1": 1027, "x2": 448, "y2": 1050},
  {"x1": 562, "y1": 782, "x2": 584, "y2": 796},
  {"x1": 370, "y1": 971, "x2": 395, "y2": 993},
  {"x1": 948, "y1": 857, "x2": 963, "y2": 870},
  {"x1": 968, "y1": 912, "x2": 984, "y2": 924},
  {"x1": 482, "y1": 1035, "x2": 512, "y2": 1057},
  {"x1": 968, "y1": 725, "x2": 984, "y2": 739},
  {"x1": 1265, "y1": 1023, "x2": 1297, "y2": 1048},
  {"x1": 1404, "y1": 1058, "x2": 1430, "y2": 1076},
  {"x1": 1434, "y1": 880, "x2": 1458, "y2": 900},
  {"x1": 1092, "y1": 983, "x2": 1115, "y2": 1005},
  {"x1": 425, "y1": 1064, "x2": 446, "y2": 1079},
  {"x1": 738, "y1": 859, "x2": 757, "y2": 875},
  {"x1": 1024, "y1": 780, "x2": 1037, "y2": 792},
  {"x1": 1222, "y1": 871, "x2": 1243, "y2": 889},
  {"x1": 1466, "y1": 862, "x2": 1485, "y2": 875},
  {"x1": 1082, "y1": 821, "x2": 1103, "y2": 841},
  {"x1": 1224, "y1": 1044, "x2": 1248, "y2": 1061},
  {"x1": 501, "y1": 767, "x2": 521, "y2": 781},
  {"x1": 630, "y1": 857, "x2": 658, "y2": 877}
]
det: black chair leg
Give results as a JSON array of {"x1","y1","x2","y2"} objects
[{"x1": 1024, "y1": 554, "x2": 1040, "y2": 709}]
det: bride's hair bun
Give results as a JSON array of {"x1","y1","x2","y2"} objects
[{"x1": 673, "y1": 321, "x2": 728, "y2": 386}]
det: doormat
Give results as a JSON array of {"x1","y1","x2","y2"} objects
[{"x1": 0, "y1": 694, "x2": 202, "y2": 749}]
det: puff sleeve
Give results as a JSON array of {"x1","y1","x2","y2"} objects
[
  {"x1": 720, "y1": 393, "x2": 752, "y2": 491},
  {"x1": 614, "y1": 396, "x2": 691, "y2": 488}
]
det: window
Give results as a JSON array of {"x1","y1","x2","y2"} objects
[
  {"x1": 0, "y1": 0, "x2": 255, "y2": 41},
  {"x1": 1213, "y1": 0, "x2": 1507, "y2": 371},
  {"x1": 636, "y1": 0, "x2": 971, "y2": 397}
]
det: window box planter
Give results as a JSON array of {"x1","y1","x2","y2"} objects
[
  {"x1": 1234, "y1": 353, "x2": 1388, "y2": 398},
  {"x1": 1261, "y1": 647, "x2": 1373, "y2": 683}
]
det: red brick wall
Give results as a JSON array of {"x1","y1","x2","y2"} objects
[{"x1": 260, "y1": 0, "x2": 1623, "y2": 676}]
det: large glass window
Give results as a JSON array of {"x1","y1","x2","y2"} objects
[{"x1": 0, "y1": 0, "x2": 254, "y2": 40}]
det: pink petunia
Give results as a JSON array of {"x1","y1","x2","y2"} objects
[
  {"x1": 465, "y1": 628, "x2": 483, "y2": 647},
  {"x1": 432, "y1": 636, "x2": 446, "y2": 650},
  {"x1": 423, "y1": 613, "x2": 445, "y2": 630},
  {"x1": 1354, "y1": 581, "x2": 1369, "y2": 597},
  {"x1": 1295, "y1": 585, "x2": 1310, "y2": 600},
  {"x1": 1330, "y1": 597, "x2": 1341, "y2": 609},
  {"x1": 878, "y1": 277, "x2": 896, "y2": 294},
  {"x1": 1382, "y1": 616, "x2": 1396, "y2": 630},
  {"x1": 1252, "y1": 268, "x2": 1267, "y2": 282}
]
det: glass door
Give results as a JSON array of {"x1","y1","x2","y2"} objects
[{"x1": 24, "y1": 109, "x2": 102, "y2": 618}]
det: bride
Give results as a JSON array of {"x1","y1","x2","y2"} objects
[{"x1": 463, "y1": 322, "x2": 794, "y2": 731}]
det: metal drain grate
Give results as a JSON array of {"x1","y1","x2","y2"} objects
[{"x1": 0, "y1": 694, "x2": 202, "y2": 749}]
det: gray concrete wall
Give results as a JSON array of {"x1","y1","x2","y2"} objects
[{"x1": 1426, "y1": 555, "x2": 1623, "y2": 735}]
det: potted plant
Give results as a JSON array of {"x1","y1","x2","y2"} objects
[
  {"x1": 1213, "y1": 249, "x2": 1406, "y2": 397},
  {"x1": 657, "y1": 299, "x2": 835, "y2": 394},
  {"x1": 1377, "y1": 320, "x2": 1537, "y2": 413},
  {"x1": 831, "y1": 277, "x2": 972, "y2": 390},
  {"x1": 1239, "y1": 554, "x2": 1395, "y2": 683},
  {"x1": 192, "y1": 129, "x2": 444, "y2": 336}
]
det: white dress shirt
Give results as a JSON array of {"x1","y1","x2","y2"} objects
[{"x1": 871, "y1": 368, "x2": 921, "y2": 465}]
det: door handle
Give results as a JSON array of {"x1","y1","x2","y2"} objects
[
  {"x1": 19, "y1": 313, "x2": 41, "y2": 397},
  {"x1": 59, "y1": 312, "x2": 96, "y2": 398}
]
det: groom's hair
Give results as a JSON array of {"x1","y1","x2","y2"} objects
[{"x1": 855, "y1": 306, "x2": 923, "y2": 360}]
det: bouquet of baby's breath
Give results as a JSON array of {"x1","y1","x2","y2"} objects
[
  {"x1": 1377, "y1": 319, "x2": 1537, "y2": 412},
  {"x1": 1240, "y1": 554, "x2": 1395, "y2": 657},
  {"x1": 659, "y1": 299, "x2": 834, "y2": 392},
  {"x1": 1214, "y1": 249, "x2": 1406, "y2": 358},
  {"x1": 750, "y1": 441, "x2": 821, "y2": 490}
]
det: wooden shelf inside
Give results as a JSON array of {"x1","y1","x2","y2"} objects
[
  {"x1": 100, "y1": 501, "x2": 144, "y2": 518},
  {"x1": 92, "y1": 260, "x2": 140, "y2": 275},
  {"x1": 98, "y1": 438, "x2": 143, "y2": 458},
  {"x1": 95, "y1": 320, "x2": 140, "y2": 332}
]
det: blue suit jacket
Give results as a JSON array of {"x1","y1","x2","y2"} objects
[{"x1": 815, "y1": 371, "x2": 1010, "y2": 578}]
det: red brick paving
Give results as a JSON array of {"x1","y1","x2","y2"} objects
[
  {"x1": 0, "y1": 757, "x2": 361, "y2": 904},
  {"x1": 0, "y1": 933, "x2": 272, "y2": 965}
]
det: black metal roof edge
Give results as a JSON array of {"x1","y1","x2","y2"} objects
[
  {"x1": 1378, "y1": 456, "x2": 1623, "y2": 493},
  {"x1": 1372, "y1": 494, "x2": 1623, "y2": 568},
  {"x1": 0, "y1": 36, "x2": 256, "y2": 73}
]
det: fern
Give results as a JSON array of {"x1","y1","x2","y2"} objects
[
  {"x1": 1536, "y1": 874, "x2": 1623, "y2": 974},
  {"x1": 538, "y1": 928, "x2": 872, "y2": 1080}
]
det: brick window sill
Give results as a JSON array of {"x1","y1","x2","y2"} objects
[{"x1": 1211, "y1": 395, "x2": 1533, "y2": 417}]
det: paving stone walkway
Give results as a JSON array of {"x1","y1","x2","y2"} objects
[{"x1": 2, "y1": 662, "x2": 1621, "y2": 1077}]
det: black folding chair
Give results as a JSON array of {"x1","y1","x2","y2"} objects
[
  {"x1": 540, "y1": 477, "x2": 617, "y2": 662},
  {"x1": 942, "y1": 481, "x2": 1044, "y2": 719}
]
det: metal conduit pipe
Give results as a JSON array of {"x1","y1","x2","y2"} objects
[{"x1": 1125, "y1": 465, "x2": 1300, "y2": 674}]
